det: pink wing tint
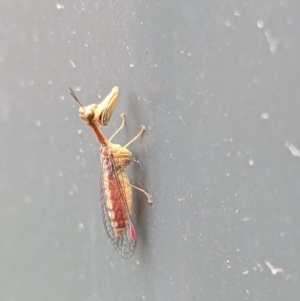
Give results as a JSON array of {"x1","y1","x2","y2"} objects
[
  {"x1": 130, "y1": 223, "x2": 137, "y2": 242},
  {"x1": 99, "y1": 147, "x2": 137, "y2": 258}
]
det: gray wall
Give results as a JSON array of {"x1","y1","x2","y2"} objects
[{"x1": 1, "y1": 1, "x2": 300, "y2": 300}]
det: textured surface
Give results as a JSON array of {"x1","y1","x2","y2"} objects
[{"x1": 1, "y1": 1, "x2": 300, "y2": 300}]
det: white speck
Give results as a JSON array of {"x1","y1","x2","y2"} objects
[
  {"x1": 264, "y1": 29, "x2": 279, "y2": 52},
  {"x1": 224, "y1": 20, "x2": 231, "y2": 27},
  {"x1": 84, "y1": 43, "x2": 89, "y2": 47},
  {"x1": 233, "y1": 10, "x2": 241, "y2": 16},
  {"x1": 78, "y1": 223, "x2": 84, "y2": 230},
  {"x1": 75, "y1": 86, "x2": 81, "y2": 91},
  {"x1": 79, "y1": 274, "x2": 85, "y2": 280},
  {"x1": 256, "y1": 262, "x2": 264, "y2": 272},
  {"x1": 285, "y1": 141, "x2": 300, "y2": 157},
  {"x1": 257, "y1": 20, "x2": 264, "y2": 29},
  {"x1": 260, "y1": 112, "x2": 270, "y2": 120},
  {"x1": 226, "y1": 260, "x2": 231, "y2": 269},
  {"x1": 178, "y1": 198, "x2": 185, "y2": 202},
  {"x1": 47, "y1": 80, "x2": 53, "y2": 85},
  {"x1": 187, "y1": 52, "x2": 191, "y2": 56},
  {"x1": 56, "y1": 3, "x2": 64, "y2": 9},
  {"x1": 243, "y1": 216, "x2": 251, "y2": 221},
  {"x1": 35, "y1": 120, "x2": 41, "y2": 126},
  {"x1": 133, "y1": 157, "x2": 141, "y2": 167},
  {"x1": 180, "y1": 50, "x2": 185, "y2": 54},
  {"x1": 69, "y1": 59, "x2": 76, "y2": 68},
  {"x1": 74, "y1": 2, "x2": 86, "y2": 13},
  {"x1": 129, "y1": 63, "x2": 135, "y2": 68},
  {"x1": 265, "y1": 260, "x2": 284, "y2": 275},
  {"x1": 249, "y1": 158, "x2": 254, "y2": 166},
  {"x1": 280, "y1": 0, "x2": 287, "y2": 5},
  {"x1": 242, "y1": 270, "x2": 249, "y2": 275},
  {"x1": 59, "y1": 95, "x2": 65, "y2": 100},
  {"x1": 178, "y1": 115, "x2": 186, "y2": 126}
]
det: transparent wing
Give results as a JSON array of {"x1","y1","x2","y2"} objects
[{"x1": 99, "y1": 148, "x2": 136, "y2": 259}]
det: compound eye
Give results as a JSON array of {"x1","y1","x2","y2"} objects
[{"x1": 84, "y1": 109, "x2": 94, "y2": 122}]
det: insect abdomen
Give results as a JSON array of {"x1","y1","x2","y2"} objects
[{"x1": 102, "y1": 150, "x2": 133, "y2": 237}]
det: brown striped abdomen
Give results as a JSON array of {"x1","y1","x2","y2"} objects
[{"x1": 102, "y1": 149, "x2": 133, "y2": 237}]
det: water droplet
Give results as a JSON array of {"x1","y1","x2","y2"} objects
[
  {"x1": 260, "y1": 112, "x2": 270, "y2": 120},
  {"x1": 233, "y1": 10, "x2": 241, "y2": 16},
  {"x1": 56, "y1": 3, "x2": 64, "y2": 9},
  {"x1": 224, "y1": 20, "x2": 231, "y2": 27},
  {"x1": 257, "y1": 20, "x2": 264, "y2": 29},
  {"x1": 69, "y1": 59, "x2": 76, "y2": 68}
]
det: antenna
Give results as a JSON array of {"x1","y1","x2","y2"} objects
[{"x1": 69, "y1": 87, "x2": 83, "y2": 107}]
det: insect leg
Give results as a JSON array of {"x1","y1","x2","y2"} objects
[
  {"x1": 109, "y1": 113, "x2": 125, "y2": 142},
  {"x1": 130, "y1": 183, "x2": 152, "y2": 204},
  {"x1": 124, "y1": 126, "x2": 145, "y2": 148}
]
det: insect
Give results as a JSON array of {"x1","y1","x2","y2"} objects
[{"x1": 69, "y1": 87, "x2": 152, "y2": 258}]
